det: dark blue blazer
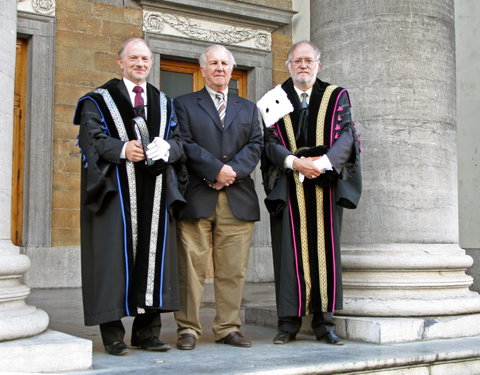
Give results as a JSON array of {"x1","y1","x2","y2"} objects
[{"x1": 174, "y1": 87, "x2": 263, "y2": 221}]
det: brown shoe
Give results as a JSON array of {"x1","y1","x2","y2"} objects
[
  {"x1": 177, "y1": 333, "x2": 196, "y2": 350},
  {"x1": 215, "y1": 331, "x2": 251, "y2": 348}
]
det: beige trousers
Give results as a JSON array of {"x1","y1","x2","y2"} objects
[{"x1": 174, "y1": 191, "x2": 253, "y2": 340}]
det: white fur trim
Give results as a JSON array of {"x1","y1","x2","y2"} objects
[{"x1": 257, "y1": 85, "x2": 294, "y2": 126}]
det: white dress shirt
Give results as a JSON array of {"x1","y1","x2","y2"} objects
[{"x1": 121, "y1": 78, "x2": 148, "y2": 159}]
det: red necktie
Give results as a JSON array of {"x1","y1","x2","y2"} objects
[{"x1": 133, "y1": 85, "x2": 144, "y2": 107}]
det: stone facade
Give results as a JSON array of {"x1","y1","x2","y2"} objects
[
  {"x1": 3, "y1": 0, "x2": 480, "y2": 371},
  {"x1": 19, "y1": 0, "x2": 294, "y2": 287},
  {"x1": 11, "y1": 0, "x2": 480, "y2": 297}
]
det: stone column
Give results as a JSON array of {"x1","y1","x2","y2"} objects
[
  {"x1": 0, "y1": 0, "x2": 49, "y2": 342},
  {"x1": 0, "y1": 3, "x2": 91, "y2": 372},
  {"x1": 311, "y1": 0, "x2": 480, "y2": 343}
]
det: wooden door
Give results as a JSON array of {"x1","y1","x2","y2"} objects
[{"x1": 11, "y1": 38, "x2": 28, "y2": 245}]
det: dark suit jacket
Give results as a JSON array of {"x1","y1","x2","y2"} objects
[{"x1": 174, "y1": 87, "x2": 263, "y2": 221}]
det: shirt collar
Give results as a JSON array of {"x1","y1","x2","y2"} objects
[
  {"x1": 205, "y1": 85, "x2": 228, "y2": 104},
  {"x1": 293, "y1": 85, "x2": 313, "y2": 105},
  {"x1": 123, "y1": 77, "x2": 147, "y2": 95}
]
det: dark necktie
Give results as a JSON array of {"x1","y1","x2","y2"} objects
[
  {"x1": 300, "y1": 92, "x2": 308, "y2": 109},
  {"x1": 133, "y1": 85, "x2": 145, "y2": 118},
  {"x1": 297, "y1": 92, "x2": 309, "y2": 144},
  {"x1": 215, "y1": 92, "x2": 226, "y2": 125}
]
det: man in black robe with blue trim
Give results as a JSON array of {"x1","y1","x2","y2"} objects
[{"x1": 73, "y1": 38, "x2": 185, "y2": 356}]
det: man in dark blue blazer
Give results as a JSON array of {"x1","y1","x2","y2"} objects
[{"x1": 173, "y1": 45, "x2": 263, "y2": 350}]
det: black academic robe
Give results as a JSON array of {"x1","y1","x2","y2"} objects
[
  {"x1": 73, "y1": 78, "x2": 186, "y2": 326},
  {"x1": 262, "y1": 78, "x2": 362, "y2": 318}
]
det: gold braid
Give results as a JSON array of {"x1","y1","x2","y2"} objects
[
  {"x1": 315, "y1": 85, "x2": 337, "y2": 311},
  {"x1": 283, "y1": 114, "x2": 311, "y2": 312}
]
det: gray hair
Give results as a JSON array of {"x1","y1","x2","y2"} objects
[
  {"x1": 117, "y1": 38, "x2": 152, "y2": 59},
  {"x1": 199, "y1": 45, "x2": 237, "y2": 68},
  {"x1": 285, "y1": 40, "x2": 321, "y2": 65}
]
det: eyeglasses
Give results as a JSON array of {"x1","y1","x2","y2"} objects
[{"x1": 289, "y1": 58, "x2": 318, "y2": 67}]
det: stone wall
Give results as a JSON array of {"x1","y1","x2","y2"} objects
[
  {"x1": 51, "y1": 0, "x2": 292, "y2": 248},
  {"x1": 261, "y1": 0, "x2": 293, "y2": 85},
  {"x1": 33, "y1": 0, "x2": 293, "y2": 287}
]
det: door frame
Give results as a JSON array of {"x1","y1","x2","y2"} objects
[
  {"x1": 16, "y1": 12, "x2": 55, "y2": 247},
  {"x1": 146, "y1": 35, "x2": 272, "y2": 104}
]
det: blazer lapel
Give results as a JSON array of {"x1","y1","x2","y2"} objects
[
  {"x1": 197, "y1": 88, "x2": 224, "y2": 131},
  {"x1": 223, "y1": 93, "x2": 241, "y2": 130}
]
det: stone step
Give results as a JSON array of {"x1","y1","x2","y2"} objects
[
  {"x1": 245, "y1": 303, "x2": 480, "y2": 374},
  {"x1": 246, "y1": 303, "x2": 480, "y2": 344},
  {"x1": 0, "y1": 329, "x2": 92, "y2": 373}
]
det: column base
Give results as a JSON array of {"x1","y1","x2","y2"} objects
[
  {"x1": 0, "y1": 305, "x2": 49, "y2": 341},
  {"x1": 245, "y1": 304, "x2": 480, "y2": 344},
  {"x1": 335, "y1": 313, "x2": 480, "y2": 344},
  {"x1": 0, "y1": 329, "x2": 92, "y2": 373}
]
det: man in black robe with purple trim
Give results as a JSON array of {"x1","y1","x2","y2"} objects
[
  {"x1": 73, "y1": 38, "x2": 185, "y2": 356},
  {"x1": 258, "y1": 41, "x2": 362, "y2": 345}
]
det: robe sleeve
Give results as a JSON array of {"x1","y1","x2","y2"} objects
[{"x1": 76, "y1": 99, "x2": 122, "y2": 213}]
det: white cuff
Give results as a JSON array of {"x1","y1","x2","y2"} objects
[
  {"x1": 313, "y1": 155, "x2": 333, "y2": 171},
  {"x1": 284, "y1": 154, "x2": 296, "y2": 170},
  {"x1": 120, "y1": 142, "x2": 127, "y2": 159}
]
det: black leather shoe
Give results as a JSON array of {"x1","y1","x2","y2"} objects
[
  {"x1": 215, "y1": 331, "x2": 251, "y2": 347},
  {"x1": 132, "y1": 336, "x2": 172, "y2": 351},
  {"x1": 317, "y1": 331, "x2": 344, "y2": 345},
  {"x1": 104, "y1": 340, "x2": 129, "y2": 356},
  {"x1": 273, "y1": 331, "x2": 296, "y2": 344},
  {"x1": 177, "y1": 333, "x2": 196, "y2": 350}
]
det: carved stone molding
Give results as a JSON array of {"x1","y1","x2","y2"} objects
[
  {"x1": 143, "y1": 11, "x2": 271, "y2": 51},
  {"x1": 17, "y1": 0, "x2": 55, "y2": 16}
]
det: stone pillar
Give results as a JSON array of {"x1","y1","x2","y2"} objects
[
  {"x1": 456, "y1": 0, "x2": 480, "y2": 291},
  {"x1": 0, "y1": 2, "x2": 92, "y2": 372},
  {"x1": 311, "y1": 0, "x2": 480, "y2": 343},
  {"x1": 0, "y1": 0, "x2": 49, "y2": 342}
]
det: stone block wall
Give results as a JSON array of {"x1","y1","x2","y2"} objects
[
  {"x1": 50, "y1": 0, "x2": 292, "y2": 248},
  {"x1": 258, "y1": 0, "x2": 292, "y2": 85}
]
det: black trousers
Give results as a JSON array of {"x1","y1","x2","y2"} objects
[
  {"x1": 99, "y1": 313, "x2": 161, "y2": 346},
  {"x1": 278, "y1": 312, "x2": 335, "y2": 338}
]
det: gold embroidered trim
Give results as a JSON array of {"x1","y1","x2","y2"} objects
[
  {"x1": 283, "y1": 114, "x2": 311, "y2": 311},
  {"x1": 282, "y1": 84, "x2": 337, "y2": 313},
  {"x1": 315, "y1": 85, "x2": 337, "y2": 311}
]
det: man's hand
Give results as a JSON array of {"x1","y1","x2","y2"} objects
[
  {"x1": 125, "y1": 140, "x2": 145, "y2": 162},
  {"x1": 208, "y1": 182, "x2": 225, "y2": 190},
  {"x1": 146, "y1": 137, "x2": 170, "y2": 162},
  {"x1": 213, "y1": 165, "x2": 237, "y2": 188},
  {"x1": 292, "y1": 157, "x2": 325, "y2": 179}
]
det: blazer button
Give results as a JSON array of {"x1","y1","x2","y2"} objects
[{"x1": 222, "y1": 155, "x2": 228, "y2": 160}]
